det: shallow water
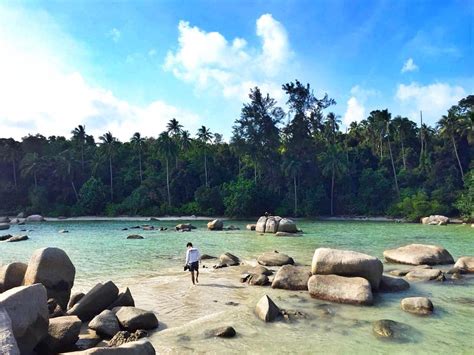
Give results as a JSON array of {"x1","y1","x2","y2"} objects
[{"x1": 1, "y1": 220, "x2": 473, "y2": 354}]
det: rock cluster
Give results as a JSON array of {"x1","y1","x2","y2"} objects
[
  {"x1": 255, "y1": 216, "x2": 299, "y2": 234},
  {"x1": 420, "y1": 215, "x2": 449, "y2": 225}
]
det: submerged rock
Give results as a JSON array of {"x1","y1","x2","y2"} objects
[
  {"x1": 401, "y1": 297, "x2": 433, "y2": 315},
  {"x1": 379, "y1": 275, "x2": 410, "y2": 292},
  {"x1": 5, "y1": 235, "x2": 28, "y2": 242},
  {"x1": 257, "y1": 251, "x2": 294, "y2": 266},
  {"x1": 272, "y1": 265, "x2": 311, "y2": 291},
  {"x1": 255, "y1": 295, "x2": 281, "y2": 322},
  {"x1": 127, "y1": 235, "x2": 144, "y2": 239},
  {"x1": 308, "y1": 275, "x2": 373, "y2": 306},
  {"x1": 372, "y1": 319, "x2": 415, "y2": 342},
  {"x1": 405, "y1": 268, "x2": 442, "y2": 281},
  {"x1": 383, "y1": 244, "x2": 454, "y2": 265},
  {"x1": 207, "y1": 326, "x2": 236, "y2": 338}
]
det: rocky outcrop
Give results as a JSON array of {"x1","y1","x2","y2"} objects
[
  {"x1": 0, "y1": 262, "x2": 27, "y2": 293},
  {"x1": 421, "y1": 215, "x2": 449, "y2": 225},
  {"x1": 207, "y1": 219, "x2": 224, "y2": 231},
  {"x1": 308, "y1": 275, "x2": 373, "y2": 305},
  {"x1": 89, "y1": 310, "x2": 120, "y2": 338},
  {"x1": 257, "y1": 251, "x2": 294, "y2": 266},
  {"x1": 113, "y1": 306, "x2": 159, "y2": 331},
  {"x1": 26, "y1": 214, "x2": 45, "y2": 222},
  {"x1": 256, "y1": 217, "x2": 267, "y2": 233},
  {"x1": 265, "y1": 216, "x2": 282, "y2": 233},
  {"x1": 272, "y1": 265, "x2": 311, "y2": 291},
  {"x1": 383, "y1": 244, "x2": 454, "y2": 265},
  {"x1": 68, "y1": 281, "x2": 119, "y2": 321},
  {"x1": 0, "y1": 307, "x2": 20, "y2": 355},
  {"x1": 379, "y1": 275, "x2": 410, "y2": 292},
  {"x1": 0, "y1": 284, "x2": 49, "y2": 354},
  {"x1": 311, "y1": 248, "x2": 383, "y2": 290},
  {"x1": 23, "y1": 247, "x2": 76, "y2": 310},
  {"x1": 255, "y1": 295, "x2": 280, "y2": 322},
  {"x1": 108, "y1": 288, "x2": 135, "y2": 309},
  {"x1": 218, "y1": 253, "x2": 240, "y2": 267},
  {"x1": 401, "y1": 297, "x2": 433, "y2": 315},
  {"x1": 405, "y1": 268, "x2": 443, "y2": 281},
  {"x1": 454, "y1": 257, "x2": 474, "y2": 273},
  {"x1": 37, "y1": 315, "x2": 81, "y2": 353},
  {"x1": 255, "y1": 216, "x2": 299, "y2": 234}
]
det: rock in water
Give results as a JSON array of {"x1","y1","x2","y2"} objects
[
  {"x1": 255, "y1": 216, "x2": 267, "y2": 233},
  {"x1": 0, "y1": 284, "x2": 49, "y2": 354},
  {"x1": 405, "y1": 269, "x2": 442, "y2": 281},
  {"x1": 255, "y1": 295, "x2": 281, "y2": 322},
  {"x1": 308, "y1": 275, "x2": 373, "y2": 306},
  {"x1": 200, "y1": 254, "x2": 217, "y2": 260},
  {"x1": 265, "y1": 216, "x2": 281, "y2": 233},
  {"x1": 311, "y1": 248, "x2": 383, "y2": 290},
  {"x1": 246, "y1": 224, "x2": 256, "y2": 231},
  {"x1": 248, "y1": 274, "x2": 269, "y2": 286},
  {"x1": 454, "y1": 257, "x2": 474, "y2": 273},
  {"x1": 420, "y1": 215, "x2": 449, "y2": 225},
  {"x1": 0, "y1": 223, "x2": 10, "y2": 230},
  {"x1": 372, "y1": 319, "x2": 414, "y2": 341},
  {"x1": 0, "y1": 262, "x2": 27, "y2": 293},
  {"x1": 68, "y1": 281, "x2": 119, "y2": 321},
  {"x1": 257, "y1": 251, "x2": 294, "y2": 266},
  {"x1": 210, "y1": 326, "x2": 236, "y2": 338},
  {"x1": 0, "y1": 307, "x2": 20, "y2": 355},
  {"x1": 26, "y1": 214, "x2": 45, "y2": 222},
  {"x1": 272, "y1": 265, "x2": 311, "y2": 291},
  {"x1": 246, "y1": 265, "x2": 273, "y2": 276},
  {"x1": 70, "y1": 338, "x2": 155, "y2": 354},
  {"x1": 89, "y1": 310, "x2": 120, "y2": 338},
  {"x1": 37, "y1": 315, "x2": 81, "y2": 353},
  {"x1": 127, "y1": 235, "x2": 144, "y2": 239},
  {"x1": 5, "y1": 235, "x2": 28, "y2": 242},
  {"x1": 383, "y1": 244, "x2": 454, "y2": 265},
  {"x1": 275, "y1": 231, "x2": 300, "y2": 237},
  {"x1": 277, "y1": 218, "x2": 298, "y2": 233},
  {"x1": 113, "y1": 306, "x2": 159, "y2": 331},
  {"x1": 108, "y1": 288, "x2": 135, "y2": 309},
  {"x1": 23, "y1": 247, "x2": 76, "y2": 310},
  {"x1": 379, "y1": 275, "x2": 410, "y2": 292},
  {"x1": 219, "y1": 253, "x2": 240, "y2": 266},
  {"x1": 0, "y1": 217, "x2": 10, "y2": 223},
  {"x1": 207, "y1": 219, "x2": 224, "y2": 231},
  {"x1": 401, "y1": 297, "x2": 433, "y2": 315}
]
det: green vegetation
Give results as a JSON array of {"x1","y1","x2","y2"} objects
[{"x1": 0, "y1": 83, "x2": 472, "y2": 221}]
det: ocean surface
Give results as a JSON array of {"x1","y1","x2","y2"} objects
[{"x1": 1, "y1": 220, "x2": 473, "y2": 354}]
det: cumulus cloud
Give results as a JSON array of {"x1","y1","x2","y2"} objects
[
  {"x1": 342, "y1": 85, "x2": 378, "y2": 126},
  {"x1": 164, "y1": 13, "x2": 292, "y2": 101},
  {"x1": 395, "y1": 82, "x2": 466, "y2": 124},
  {"x1": 0, "y1": 5, "x2": 200, "y2": 140},
  {"x1": 401, "y1": 58, "x2": 418, "y2": 73},
  {"x1": 108, "y1": 28, "x2": 121, "y2": 42}
]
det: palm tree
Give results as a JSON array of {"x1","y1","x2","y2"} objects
[
  {"x1": 438, "y1": 110, "x2": 466, "y2": 180},
  {"x1": 157, "y1": 132, "x2": 177, "y2": 207},
  {"x1": 20, "y1": 152, "x2": 41, "y2": 189},
  {"x1": 324, "y1": 112, "x2": 341, "y2": 144},
  {"x1": 283, "y1": 158, "x2": 302, "y2": 216},
  {"x1": 386, "y1": 120, "x2": 400, "y2": 196},
  {"x1": 99, "y1": 132, "x2": 117, "y2": 201},
  {"x1": 197, "y1": 126, "x2": 213, "y2": 187},
  {"x1": 71, "y1": 125, "x2": 87, "y2": 172},
  {"x1": 0, "y1": 139, "x2": 19, "y2": 189},
  {"x1": 167, "y1": 118, "x2": 183, "y2": 136},
  {"x1": 392, "y1": 116, "x2": 415, "y2": 170},
  {"x1": 320, "y1": 145, "x2": 347, "y2": 216},
  {"x1": 130, "y1": 132, "x2": 145, "y2": 183},
  {"x1": 55, "y1": 150, "x2": 79, "y2": 201}
]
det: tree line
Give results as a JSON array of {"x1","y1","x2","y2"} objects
[{"x1": 0, "y1": 81, "x2": 472, "y2": 221}]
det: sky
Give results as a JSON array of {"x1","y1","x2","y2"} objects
[{"x1": 0, "y1": 0, "x2": 472, "y2": 141}]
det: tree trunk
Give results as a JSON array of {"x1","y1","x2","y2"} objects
[
  {"x1": 109, "y1": 156, "x2": 113, "y2": 201},
  {"x1": 452, "y1": 134, "x2": 465, "y2": 180},
  {"x1": 293, "y1": 173, "x2": 297, "y2": 216},
  {"x1": 138, "y1": 151, "x2": 143, "y2": 183},
  {"x1": 204, "y1": 153, "x2": 208, "y2": 187},
  {"x1": 330, "y1": 164, "x2": 335, "y2": 216},
  {"x1": 12, "y1": 159, "x2": 17, "y2": 189},
  {"x1": 71, "y1": 180, "x2": 79, "y2": 202},
  {"x1": 400, "y1": 133, "x2": 406, "y2": 169},
  {"x1": 34, "y1": 170, "x2": 37, "y2": 189},
  {"x1": 388, "y1": 138, "x2": 400, "y2": 196},
  {"x1": 166, "y1": 158, "x2": 171, "y2": 206},
  {"x1": 254, "y1": 162, "x2": 257, "y2": 185}
]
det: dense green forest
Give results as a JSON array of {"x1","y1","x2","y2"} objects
[{"x1": 0, "y1": 81, "x2": 472, "y2": 221}]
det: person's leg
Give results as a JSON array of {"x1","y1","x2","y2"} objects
[
  {"x1": 196, "y1": 267, "x2": 199, "y2": 283},
  {"x1": 190, "y1": 270, "x2": 195, "y2": 285}
]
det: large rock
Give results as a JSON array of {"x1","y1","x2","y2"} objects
[
  {"x1": 68, "y1": 292, "x2": 85, "y2": 311},
  {"x1": 405, "y1": 268, "x2": 443, "y2": 281},
  {"x1": 68, "y1": 281, "x2": 119, "y2": 321},
  {"x1": 379, "y1": 275, "x2": 410, "y2": 292},
  {"x1": 308, "y1": 275, "x2": 373, "y2": 306},
  {"x1": 0, "y1": 217, "x2": 10, "y2": 223},
  {"x1": 108, "y1": 288, "x2": 135, "y2": 309},
  {"x1": 37, "y1": 315, "x2": 81, "y2": 353},
  {"x1": 219, "y1": 253, "x2": 240, "y2": 266},
  {"x1": 421, "y1": 215, "x2": 449, "y2": 225},
  {"x1": 272, "y1": 265, "x2": 311, "y2": 291},
  {"x1": 264, "y1": 216, "x2": 281, "y2": 233},
  {"x1": 246, "y1": 265, "x2": 273, "y2": 276},
  {"x1": 401, "y1": 297, "x2": 433, "y2": 315},
  {"x1": 277, "y1": 218, "x2": 298, "y2": 233},
  {"x1": 0, "y1": 307, "x2": 20, "y2": 355},
  {"x1": 454, "y1": 257, "x2": 474, "y2": 273},
  {"x1": 207, "y1": 219, "x2": 224, "y2": 231},
  {"x1": 255, "y1": 216, "x2": 267, "y2": 233},
  {"x1": 0, "y1": 224, "x2": 10, "y2": 231},
  {"x1": 383, "y1": 244, "x2": 454, "y2": 265},
  {"x1": 0, "y1": 284, "x2": 49, "y2": 354},
  {"x1": 0, "y1": 263, "x2": 27, "y2": 293},
  {"x1": 5, "y1": 235, "x2": 28, "y2": 243},
  {"x1": 113, "y1": 307, "x2": 158, "y2": 331},
  {"x1": 311, "y1": 248, "x2": 383, "y2": 290},
  {"x1": 89, "y1": 310, "x2": 120, "y2": 338},
  {"x1": 65, "y1": 339, "x2": 155, "y2": 354},
  {"x1": 255, "y1": 295, "x2": 280, "y2": 322},
  {"x1": 257, "y1": 251, "x2": 294, "y2": 266},
  {"x1": 23, "y1": 247, "x2": 76, "y2": 310},
  {"x1": 26, "y1": 214, "x2": 45, "y2": 222}
]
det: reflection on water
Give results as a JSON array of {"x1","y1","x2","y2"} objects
[{"x1": 1, "y1": 220, "x2": 473, "y2": 353}]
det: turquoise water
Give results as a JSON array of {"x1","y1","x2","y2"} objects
[{"x1": 1, "y1": 220, "x2": 473, "y2": 354}]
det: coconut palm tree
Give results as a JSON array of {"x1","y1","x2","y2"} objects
[
  {"x1": 167, "y1": 118, "x2": 183, "y2": 136},
  {"x1": 197, "y1": 126, "x2": 213, "y2": 187},
  {"x1": 157, "y1": 131, "x2": 177, "y2": 207},
  {"x1": 282, "y1": 158, "x2": 302, "y2": 216},
  {"x1": 99, "y1": 131, "x2": 117, "y2": 201},
  {"x1": 54, "y1": 150, "x2": 80, "y2": 201},
  {"x1": 71, "y1": 125, "x2": 87, "y2": 172},
  {"x1": 0, "y1": 139, "x2": 20, "y2": 189},
  {"x1": 20, "y1": 152, "x2": 42, "y2": 189},
  {"x1": 437, "y1": 109, "x2": 466, "y2": 180},
  {"x1": 392, "y1": 116, "x2": 415, "y2": 170},
  {"x1": 320, "y1": 144, "x2": 347, "y2": 216},
  {"x1": 130, "y1": 132, "x2": 145, "y2": 183}
]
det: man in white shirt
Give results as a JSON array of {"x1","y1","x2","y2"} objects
[{"x1": 185, "y1": 242, "x2": 201, "y2": 285}]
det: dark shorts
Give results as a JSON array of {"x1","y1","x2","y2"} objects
[{"x1": 188, "y1": 261, "x2": 199, "y2": 272}]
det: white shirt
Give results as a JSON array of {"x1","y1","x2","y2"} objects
[{"x1": 185, "y1": 248, "x2": 200, "y2": 265}]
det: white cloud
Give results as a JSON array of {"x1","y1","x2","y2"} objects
[
  {"x1": 401, "y1": 58, "x2": 418, "y2": 73},
  {"x1": 164, "y1": 14, "x2": 292, "y2": 101},
  {"x1": 395, "y1": 82, "x2": 466, "y2": 124},
  {"x1": 0, "y1": 5, "x2": 200, "y2": 141},
  {"x1": 108, "y1": 28, "x2": 121, "y2": 42},
  {"x1": 342, "y1": 85, "x2": 378, "y2": 126}
]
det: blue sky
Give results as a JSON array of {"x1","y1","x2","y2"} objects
[{"x1": 0, "y1": 0, "x2": 472, "y2": 140}]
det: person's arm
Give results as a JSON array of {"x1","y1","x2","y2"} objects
[{"x1": 185, "y1": 250, "x2": 190, "y2": 265}]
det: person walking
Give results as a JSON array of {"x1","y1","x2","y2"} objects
[{"x1": 185, "y1": 242, "x2": 200, "y2": 285}]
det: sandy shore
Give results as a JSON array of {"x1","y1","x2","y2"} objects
[{"x1": 42, "y1": 216, "x2": 227, "y2": 222}]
